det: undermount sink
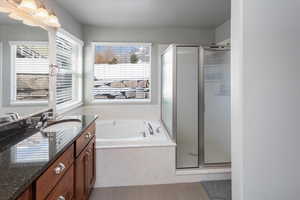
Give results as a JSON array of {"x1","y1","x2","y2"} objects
[{"x1": 42, "y1": 119, "x2": 82, "y2": 133}]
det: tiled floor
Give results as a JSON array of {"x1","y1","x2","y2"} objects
[{"x1": 90, "y1": 183, "x2": 209, "y2": 200}]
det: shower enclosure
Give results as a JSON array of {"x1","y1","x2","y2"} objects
[{"x1": 161, "y1": 44, "x2": 231, "y2": 169}]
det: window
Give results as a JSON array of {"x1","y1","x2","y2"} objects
[
  {"x1": 93, "y1": 43, "x2": 151, "y2": 102},
  {"x1": 10, "y1": 41, "x2": 49, "y2": 103},
  {"x1": 56, "y1": 31, "x2": 83, "y2": 111}
]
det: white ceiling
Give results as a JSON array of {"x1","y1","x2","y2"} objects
[{"x1": 55, "y1": 0, "x2": 230, "y2": 28}]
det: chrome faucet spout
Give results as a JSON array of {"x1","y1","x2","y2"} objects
[
  {"x1": 147, "y1": 122, "x2": 154, "y2": 135},
  {"x1": 36, "y1": 112, "x2": 52, "y2": 130}
]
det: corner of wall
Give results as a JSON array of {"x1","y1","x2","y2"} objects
[
  {"x1": 43, "y1": 0, "x2": 83, "y2": 40},
  {"x1": 215, "y1": 19, "x2": 231, "y2": 44}
]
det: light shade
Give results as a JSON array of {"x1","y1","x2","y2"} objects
[
  {"x1": 23, "y1": 19, "x2": 38, "y2": 27},
  {"x1": 2, "y1": 0, "x2": 60, "y2": 28},
  {"x1": 18, "y1": 0, "x2": 37, "y2": 13},
  {"x1": 34, "y1": 6, "x2": 48, "y2": 19},
  {"x1": 47, "y1": 13, "x2": 60, "y2": 27},
  {"x1": 0, "y1": 6, "x2": 10, "y2": 13},
  {"x1": 8, "y1": 12, "x2": 22, "y2": 21}
]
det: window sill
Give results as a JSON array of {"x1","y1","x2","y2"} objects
[
  {"x1": 10, "y1": 101, "x2": 48, "y2": 106},
  {"x1": 91, "y1": 99, "x2": 151, "y2": 105},
  {"x1": 56, "y1": 100, "x2": 83, "y2": 115}
]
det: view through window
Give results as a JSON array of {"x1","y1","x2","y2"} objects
[
  {"x1": 93, "y1": 43, "x2": 151, "y2": 101},
  {"x1": 13, "y1": 42, "x2": 49, "y2": 102}
]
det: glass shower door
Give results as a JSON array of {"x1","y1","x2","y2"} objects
[
  {"x1": 161, "y1": 45, "x2": 231, "y2": 168},
  {"x1": 203, "y1": 48, "x2": 231, "y2": 164},
  {"x1": 176, "y1": 46, "x2": 199, "y2": 168},
  {"x1": 161, "y1": 46, "x2": 174, "y2": 138}
]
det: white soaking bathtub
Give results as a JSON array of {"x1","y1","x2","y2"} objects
[
  {"x1": 96, "y1": 120, "x2": 174, "y2": 148},
  {"x1": 94, "y1": 120, "x2": 176, "y2": 187}
]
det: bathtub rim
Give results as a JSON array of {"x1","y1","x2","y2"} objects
[
  {"x1": 95, "y1": 119, "x2": 176, "y2": 149},
  {"x1": 95, "y1": 141, "x2": 176, "y2": 149}
]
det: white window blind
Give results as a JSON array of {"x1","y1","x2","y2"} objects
[
  {"x1": 93, "y1": 43, "x2": 151, "y2": 101},
  {"x1": 13, "y1": 42, "x2": 49, "y2": 102},
  {"x1": 56, "y1": 33, "x2": 73, "y2": 105}
]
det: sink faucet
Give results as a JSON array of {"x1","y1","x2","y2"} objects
[{"x1": 36, "y1": 112, "x2": 51, "y2": 130}]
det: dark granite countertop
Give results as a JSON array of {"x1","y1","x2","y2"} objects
[{"x1": 0, "y1": 115, "x2": 98, "y2": 200}]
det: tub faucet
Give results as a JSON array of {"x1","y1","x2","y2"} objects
[{"x1": 147, "y1": 122, "x2": 154, "y2": 135}]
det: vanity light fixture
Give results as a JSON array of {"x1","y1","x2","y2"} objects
[
  {"x1": 23, "y1": 18, "x2": 38, "y2": 26},
  {"x1": 47, "y1": 12, "x2": 60, "y2": 27},
  {"x1": 34, "y1": 5, "x2": 48, "y2": 19},
  {"x1": 0, "y1": 6, "x2": 9, "y2": 12},
  {"x1": 8, "y1": 12, "x2": 22, "y2": 20},
  {"x1": 18, "y1": 0, "x2": 37, "y2": 13},
  {"x1": 0, "y1": 0, "x2": 60, "y2": 28}
]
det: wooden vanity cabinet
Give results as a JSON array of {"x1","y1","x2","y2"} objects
[
  {"x1": 16, "y1": 187, "x2": 32, "y2": 200},
  {"x1": 76, "y1": 123, "x2": 95, "y2": 157},
  {"x1": 45, "y1": 165, "x2": 74, "y2": 200},
  {"x1": 75, "y1": 135, "x2": 96, "y2": 200},
  {"x1": 36, "y1": 145, "x2": 74, "y2": 200},
  {"x1": 15, "y1": 122, "x2": 96, "y2": 200},
  {"x1": 86, "y1": 136, "x2": 96, "y2": 195}
]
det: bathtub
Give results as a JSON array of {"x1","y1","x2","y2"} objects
[
  {"x1": 95, "y1": 119, "x2": 176, "y2": 187},
  {"x1": 96, "y1": 120, "x2": 174, "y2": 148},
  {"x1": 94, "y1": 120, "x2": 229, "y2": 187}
]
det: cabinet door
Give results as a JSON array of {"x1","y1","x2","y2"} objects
[
  {"x1": 86, "y1": 138, "x2": 96, "y2": 195},
  {"x1": 75, "y1": 137, "x2": 96, "y2": 200},
  {"x1": 17, "y1": 187, "x2": 32, "y2": 200},
  {"x1": 75, "y1": 148, "x2": 88, "y2": 200}
]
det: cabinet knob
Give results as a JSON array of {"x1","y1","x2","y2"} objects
[
  {"x1": 85, "y1": 132, "x2": 92, "y2": 139},
  {"x1": 54, "y1": 162, "x2": 66, "y2": 175},
  {"x1": 57, "y1": 195, "x2": 65, "y2": 200}
]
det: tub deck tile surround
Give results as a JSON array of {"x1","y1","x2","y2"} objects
[{"x1": 0, "y1": 115, "x2": 98, "y2": 200}]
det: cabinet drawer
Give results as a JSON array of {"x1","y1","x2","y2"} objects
[
  {"x1": 17, "y1": 186, "x2": 32, "y2": 200},
  {"x1": 36, "y1": 144, "x2": 74, "y2": 200},
  {"x1": 45, "y1": 165, "x2": 74, "y2": 200},
  {"x1": 75, "y1": 123, "x2": 95, "y2": 157}
]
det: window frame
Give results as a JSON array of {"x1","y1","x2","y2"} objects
[
  {"x1": 55, "y1": 29, "x2": 84, "y2": 114},
  {"x1": 91, "y1": 42, "x2": 152, "y2": 104},
  {"x1": 9, "y1": 41, "x2": 49, "y2": 106}
]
